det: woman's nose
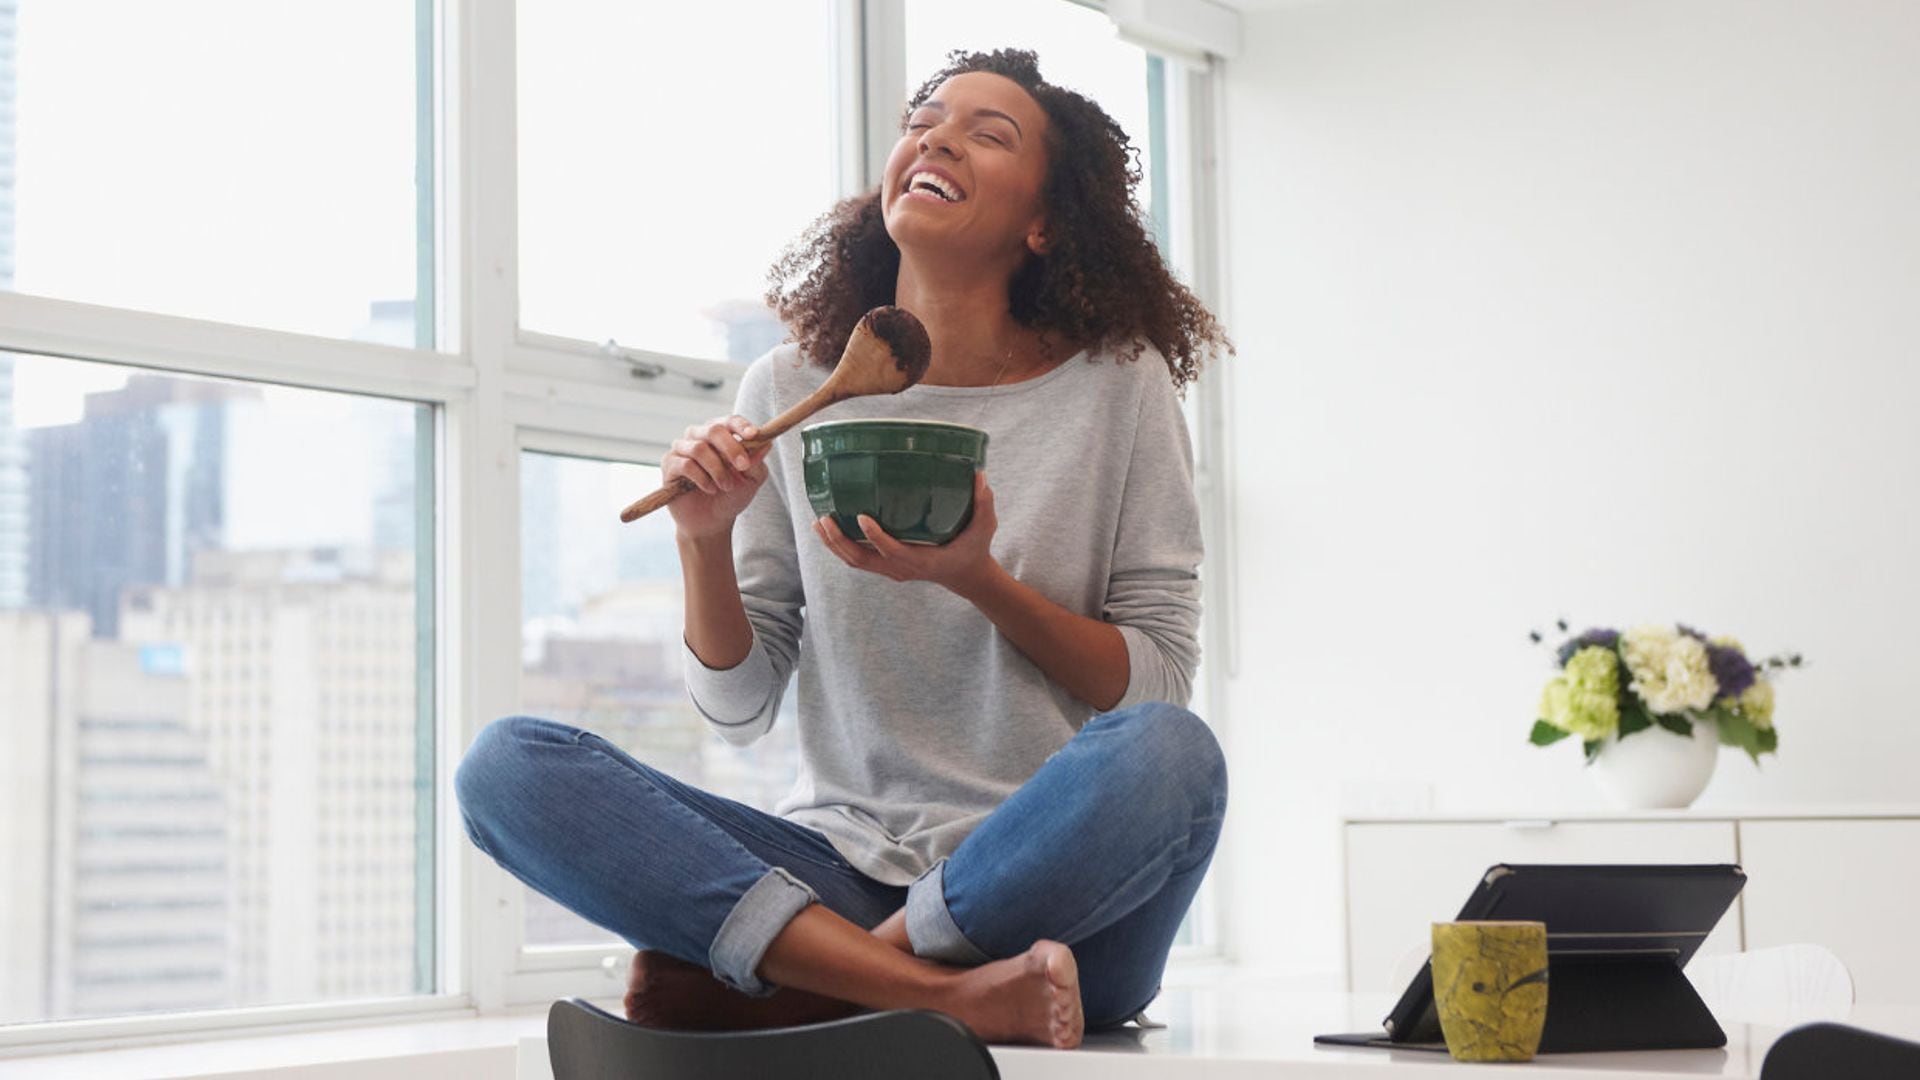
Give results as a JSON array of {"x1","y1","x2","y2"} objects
[{"x1": 917, "y1": 124, "x2": 959, "y2": 159}]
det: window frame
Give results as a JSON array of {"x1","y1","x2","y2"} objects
[
  {"x1": 0, "y1": 0, "x2": 470, "y2": 1053},
  {"x1": 0, "y1": 0, "x2": 1236, "y2": 1052}
]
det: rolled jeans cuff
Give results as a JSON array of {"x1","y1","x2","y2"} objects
[
  {"x1": 708, "y1": 866, "x2": 818, "y2": 997},
  {"x1": 904, "y1": 858, "x2": 992, "y2": 965}
]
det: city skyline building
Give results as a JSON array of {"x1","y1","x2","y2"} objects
[
  {"x1": 4, "y1": 542, "x2": 430, "y2": 1022},
  {"x1": 3, "y1": 334, "x2": 433, "y2": 1018},
  {"x1": 60, "y1": 640, "x2": 229, "y2": 1019},
  {"x1": 27, "y1": 375, "x2": 255, "y2": 637},
  {"x1": 118, "y1": 546, "x2": 425, "y2": 1005},
  {"x1": 0, "y1": 610, "x2": 233, "y2": 1024},
  {"x1": 0, "y1": 609, "x2": 84, "y2": 1023}
]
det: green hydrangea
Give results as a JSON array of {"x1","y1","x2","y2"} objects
[
  {"x1": 1539, "y1": 645, "x2": 1622, "y2": 741},
  {"x1": 1738, "y1": 679, "x2": 1775, "y2": 730}
]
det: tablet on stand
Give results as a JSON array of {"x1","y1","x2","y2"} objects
[{"x1": 1315, "y1": 863, "x2": 1746, "y2": 1054}]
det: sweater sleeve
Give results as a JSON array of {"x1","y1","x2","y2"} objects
[
  {"x1": 681, "y1": 354, "x2": 806, "y2": 746},
  {"x1": 1103, "y1": 365, "x2": 1205, "y2": 711}
]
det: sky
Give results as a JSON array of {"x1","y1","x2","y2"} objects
[{"x1": 8, "y1": 0, "x2": 416, "y2": 426}]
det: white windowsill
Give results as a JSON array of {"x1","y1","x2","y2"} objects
[
  {"x1": 0, "y1": 1005, "x2": 554, "y2": 1080},
  {"x1": 0, "y1": 963, "x2": 1289, "y2": 1080}
]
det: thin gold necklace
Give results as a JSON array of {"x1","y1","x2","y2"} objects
[{"x1": 969, "y1": 338, "x2": 1016, "y2": 429}]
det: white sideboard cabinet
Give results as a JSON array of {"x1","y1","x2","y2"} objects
[{"x1": 1342, "y1": 809, "x2": 1920, "y2": 1005}]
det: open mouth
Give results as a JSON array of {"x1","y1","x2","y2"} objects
[{"x1": 902, "y1": 169, "x2": 966, "y2": 204}]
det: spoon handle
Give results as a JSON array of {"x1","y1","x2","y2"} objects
[
  {"x1": 740, "y1": 382, "x2": 839, "y2": 446},
  {"x1": 617, "y1": 476, "x2": 696, "y2": 523},
  {"x1": 617, "y1": 384, "x2": 840, "y2": 523}
]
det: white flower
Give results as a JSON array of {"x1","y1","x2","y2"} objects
[{"x1": 1620, "y1": 625, "x2": 1719, "y2": 715}]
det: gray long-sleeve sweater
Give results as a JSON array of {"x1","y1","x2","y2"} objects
[{"x1": 682, "y1": 339, "x2": 1204, "y2": 887}]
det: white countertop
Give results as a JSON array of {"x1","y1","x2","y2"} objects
[
  {"x1": 1344, "y1": 805, "x2": 1920, "y2": 824},
  {"x1": 982, "y1": 984, "x2": 1920, "y2": 1078},
  {"x1": 10, "y1": 978, "x2": 1917, "y2": 1080}
]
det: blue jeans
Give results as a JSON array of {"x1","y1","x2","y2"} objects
[{"x1": 455, "y1": 701, "x2": 1227, "y2": 1030}]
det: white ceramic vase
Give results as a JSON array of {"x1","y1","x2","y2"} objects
[{"x1": 1590, "y1": 718, "x2": 1719, "y2": 810}]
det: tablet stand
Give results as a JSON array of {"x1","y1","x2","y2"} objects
[
  {"x1": 1316, "y1": 864, "x2": 1746, "y2": 1055},
  {"x1": 1395, "y1": 951, "x2": 1726, "y2": 1053}
]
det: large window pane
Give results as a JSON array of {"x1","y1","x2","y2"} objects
[
  {"x1": 0, "y1": 354, "x2": 435, "y2": 1023},
  {"x1": 517, "y1": 2, "x2": 837, "y2": 362},
  {"x1": 3, "y1": 1, "x2": 432, "y2": 347},
  {"x1": 518, "y1": 452, "x2": 797, "y2": 946}
]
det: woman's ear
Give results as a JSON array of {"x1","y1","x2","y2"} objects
[{"x1": 1026, "y1": 227, "x2": 1050, "y2": 256}]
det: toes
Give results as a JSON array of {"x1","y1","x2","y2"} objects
[
  {"x1": 1038, "y1": 939, "x2": 1080, "y2": 991},
  {"x1": 1033, "y1": 941, "x2": 1083, "y2": 1049}
]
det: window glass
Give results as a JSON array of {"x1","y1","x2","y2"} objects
[
  {"x1": 517, "y1": 2, "x2": 837, "y2": 363},
  {"x1": 3, "y1": 1, "x2": 432, "y2": 347},
  {"x1": 0, "y1": 352, "x2": 435, "y2": 1022},
  {"x1": 517, "y1": 451, "x2": 797, "y2": 946}
]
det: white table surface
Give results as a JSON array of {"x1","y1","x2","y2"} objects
[
  {"x1": 11, "y1": 978, "x2": 1916, "y2": 1079},
  {"x1": 980, "y1": 983, "x2": 1920, "y2": 1079}
]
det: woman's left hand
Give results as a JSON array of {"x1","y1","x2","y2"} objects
[{"x1": 812, "y1": 470, "x2": 999, "y2": 598}]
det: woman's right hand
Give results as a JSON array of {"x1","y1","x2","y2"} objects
[{"x1": 663, "y1": 415, "x2": 772, "y2": 540}]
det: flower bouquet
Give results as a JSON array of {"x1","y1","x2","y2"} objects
[{"x1": 1529, "y1": 622, "x2": 1799, "y2": 765}]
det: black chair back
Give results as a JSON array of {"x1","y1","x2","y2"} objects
[
  {"x1": 547, "y1": 998, "x2": 1001, "y2": 1080},
  {"x1": 1760, "y1": 1021, "x2": 1920, "y2": 1080}
]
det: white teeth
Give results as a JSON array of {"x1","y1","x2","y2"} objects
[{"x1": 906, "y1": 170, "x2": 962, "y2": 202}]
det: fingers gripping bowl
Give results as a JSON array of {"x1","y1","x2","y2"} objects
[{"x1": 802, "y1": 419, "x2": 989, "y2": 546}]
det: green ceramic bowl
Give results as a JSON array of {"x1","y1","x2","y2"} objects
[{"x1": 802, "y1": 419, "x2": 989, "y2": 546}]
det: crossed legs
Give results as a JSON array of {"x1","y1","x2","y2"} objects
[{"x1": 456, "y1": 703, "x2": 1226, "y2": 1047}]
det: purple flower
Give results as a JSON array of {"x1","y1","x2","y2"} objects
[
  {"x1": 1556, "y1": 628, "x2": 1620, "y2": 667},
  {"x1": 1707, "y1": 643, "x2": 1756, "y2": 700}
]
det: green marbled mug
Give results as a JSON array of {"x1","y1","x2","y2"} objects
[{"x1": 1430, "y1": 920, "x2": 1550, "y2": 1062}]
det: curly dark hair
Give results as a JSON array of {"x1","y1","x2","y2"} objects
[{"x1": 763, "y1": 48, "x2": 1232, "y2": 391}]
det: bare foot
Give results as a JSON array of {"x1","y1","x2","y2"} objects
[
  {"x1": 624, "y1": 949, "x2": 865, "y2": 1031},
  {"x1": 943, "y1": 940, "x2": 1083, "y2": 1049}
]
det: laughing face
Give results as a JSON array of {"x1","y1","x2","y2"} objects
[{"x1": 881, "y1": 71, "x2": 1052, "y2": 266}]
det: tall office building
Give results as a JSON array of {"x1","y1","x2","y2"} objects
[
  {"x1": 59, "y1": 641, "x2": 228, "y2": 1018},
  {"x1": 0, "y1": 610, "x2": 82, "y2": 1024},
  {"x1": 0, "y1": 611, "x2": 230, "y2": 1024},
  {"x1": 27, "y1": 375, "x2": 253, "y2": 637},
  {"x1": 117, "y1": 546, "x2": 422, "y2": 1003}
]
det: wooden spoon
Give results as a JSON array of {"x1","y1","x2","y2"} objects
[{"x1": 618, "y1": 306, "x2": 933, "y2": 523}]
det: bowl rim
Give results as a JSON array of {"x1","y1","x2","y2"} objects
[{"x1": 799, "y1": 417, "x2": 989, "y2": 437}]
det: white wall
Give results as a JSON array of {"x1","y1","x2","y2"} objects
[{"x1": 1216, "y1": 0, "x2": 1920, "y2": 979}]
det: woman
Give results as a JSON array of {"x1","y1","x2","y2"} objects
[{"x1": 457, "y1": 48, "x2": 1232, "y2": 1050}]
